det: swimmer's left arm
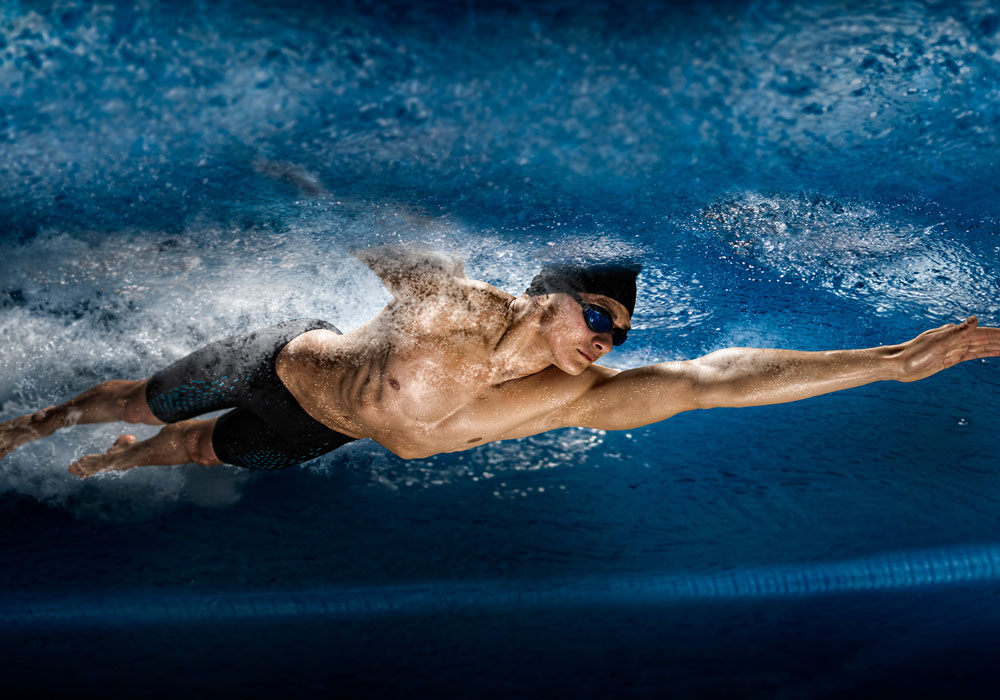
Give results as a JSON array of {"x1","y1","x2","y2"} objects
[{"x1": 567, "y1": 316, "x2": 999, "y2": 431}]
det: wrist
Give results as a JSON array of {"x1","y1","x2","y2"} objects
[{"x1": 876, "y1": 344, "x2": 904, "y2": 382}]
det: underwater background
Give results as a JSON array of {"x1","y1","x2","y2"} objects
[{"x1": 2, "y1": 0, "x2": 1000, "y2": 696}]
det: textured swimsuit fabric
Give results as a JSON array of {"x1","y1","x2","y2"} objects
[{"x1": 145, "y1": 318, "x2": 356, "y2": 469}]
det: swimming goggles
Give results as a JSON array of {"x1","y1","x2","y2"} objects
[{"x1": 572, "y1": 293, "x2": 629, "y2": 346}]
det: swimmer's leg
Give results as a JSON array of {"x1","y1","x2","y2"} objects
[
  {"x1": 68, "y1": 417, "x2": 221, "y2": 479},
  {"x1": 3, "y1": 319, "x2": 336, "y2": 463},
  {"x1": 0, "y1": 379, "x2": 161, "y2": 461}
]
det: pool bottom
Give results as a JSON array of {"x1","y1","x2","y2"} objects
[{"x1": 5, "y1": 586, "x2": 999, "y2": 699}]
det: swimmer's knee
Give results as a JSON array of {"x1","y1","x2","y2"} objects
[
  {"x1": 121, "y1": 379, "x2": 164, "y2": 425},
  {"x1": 180, "y1": 419, "x2": 222, "y2": 466}
]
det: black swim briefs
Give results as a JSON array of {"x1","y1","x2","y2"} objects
[{"x1": 145, "y1": 319, "x2": 356, "y2": 470}]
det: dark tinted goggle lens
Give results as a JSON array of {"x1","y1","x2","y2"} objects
[{"x1": 583, "y1": 306, "x2": 628, "y2": 346}]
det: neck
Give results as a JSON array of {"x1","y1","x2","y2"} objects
[{"x1": 488, "y1": 296, "x2": 555, "y2": 383}]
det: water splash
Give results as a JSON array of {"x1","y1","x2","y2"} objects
[
  {"x1": 0, "y1": 217, "x2": 638, "y2": 515},
  {"x1": 698, "y1": 191, "x2": 998, "y2": 320},
  {"x1": 311, "y1": 426, "x2": 607, "y2": 496}
]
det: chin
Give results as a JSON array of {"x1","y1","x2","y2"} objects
[
  {"x1": 553, "y1": 356, "x2": 584, "y2": 375},
  {"x1": 564, "y1": 353, "x2": 590, "y2": 375}
]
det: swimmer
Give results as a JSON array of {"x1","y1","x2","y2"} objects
[{"x1": 1, "y1": 245, "x2": 999, "y2": 478}]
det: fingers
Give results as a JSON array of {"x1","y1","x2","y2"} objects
[
  {"x1": 945, "y1": 316, "x2": 977, "y2": 331},
  {"x1": 958, "y1": 324, "x2": 1000, "y2": 362},
  {"x1": 941, "y1": 316, "x2": 979, "y2": 334}
]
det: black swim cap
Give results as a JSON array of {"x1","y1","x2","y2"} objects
[{"x1": 525, "y1": 263, "x2": 642, "y2": 316}]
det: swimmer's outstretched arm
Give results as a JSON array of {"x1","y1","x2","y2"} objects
[{"x1": 566, "y1": 316, "x2": 1000, "y2": 431}]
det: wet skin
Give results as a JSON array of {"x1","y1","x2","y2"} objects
[
  {"x1": 275, "y1": 280, "x2": 633, "y2": 459},
  {"x1": 2, "y1": 246, "x2": 1000, "y2": 477}
]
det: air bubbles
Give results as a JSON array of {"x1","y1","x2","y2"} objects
[
  {"x1": 314, "y1": 427, "x2": 607, "y2": 496},
  {"x1": 697, "y1": 191, "x2": 992, "y2": 321}
]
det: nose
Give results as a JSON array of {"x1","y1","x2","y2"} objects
[{"x1": 592, "y1": 335, "x2": 611, "y2": 354}]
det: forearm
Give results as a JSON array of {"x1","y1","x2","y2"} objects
[
  {"x1": 578, "y1": 317, "x2": 996, "y2": 429},
  {"x1": 691, "y1": 345, "x2": 900, "y2": 409}
]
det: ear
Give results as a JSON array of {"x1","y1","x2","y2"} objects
[{"x1": 532, "y1": 293, "x2": 560, "y2": 321}]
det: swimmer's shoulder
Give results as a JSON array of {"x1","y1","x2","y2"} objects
[
  {"x1": 459, "y1": 277, "x2": 516, "y2": 307},
  {"x1": 447, "y1": 278, "x2": 519, "y2": 337},
  {"x1": 280, "y1": 324, "x2": 349, "y2": 360},
  {"x1": 355, "y1": 245, "x2": 467, "y2": 300}
]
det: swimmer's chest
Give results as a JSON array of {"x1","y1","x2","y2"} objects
[
  {"x1": 371, "y1": 343, "x2": 535, "y2": 439},
  {"x1": 378, "y1": 342, "x2": 494, "y2": 421}
]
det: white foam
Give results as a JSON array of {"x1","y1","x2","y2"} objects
[{"x1": 0, "y1": 223, "x2": 388, "y2": 519}]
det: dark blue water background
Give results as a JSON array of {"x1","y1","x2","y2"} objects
[{"x1": 2, "y1": 0, "x2": 1000, "y2": 696}]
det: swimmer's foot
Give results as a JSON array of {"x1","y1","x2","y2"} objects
[
  {"x1": 68, "y1": 435, "x2": 138, "y2": 479},
  {"x1": 0, "y1": 407, "x2": 60, "y2": 461}
]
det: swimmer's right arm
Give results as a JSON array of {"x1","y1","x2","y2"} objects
[
  {"x1": 559, "y1": 316, "x2": 999, "y2": 431},
  {"x1": 548, "y1": 350, "x2": 888, "y2": 433},
  {"x1": 353, "y1": 245, "x2": 466, "y2": 299}
]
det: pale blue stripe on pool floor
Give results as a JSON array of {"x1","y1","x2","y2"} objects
[{"x1": 4, "y1": 542, "x2": 999, "y2": 626}]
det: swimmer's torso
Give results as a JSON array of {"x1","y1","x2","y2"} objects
[{"x1": 275, "y1": 279, "x2": 599, "y2": 458}]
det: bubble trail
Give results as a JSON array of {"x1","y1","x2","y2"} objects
[{"x1": 4, "y1": 543, "x2": 1000, "y2": 627}]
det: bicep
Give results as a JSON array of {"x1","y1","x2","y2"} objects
[{"x1": 559, "y1": 361, "x2": 705, "y2": 431}]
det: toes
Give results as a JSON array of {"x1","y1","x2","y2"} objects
[
  {"x1": 69, "y1": 456, "x2": 104, "y2": 479},
  {"x1": 68, "y1": 437, "x2": 136, "y2": 479}
]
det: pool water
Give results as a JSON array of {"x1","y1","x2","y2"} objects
[{"x1": 2, "y1": 0, "x2": 1000, "y2": 696}]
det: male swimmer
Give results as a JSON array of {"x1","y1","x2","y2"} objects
[{"x1": 1, "y1": 246, "x2": 998, "y2": 478}]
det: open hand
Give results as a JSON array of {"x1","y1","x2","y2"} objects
[{"x1": 893, "y1": 316, "x2": 1000, "y2": 382}]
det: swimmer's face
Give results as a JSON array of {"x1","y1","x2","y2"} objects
[{"x1": 541, "y1": 292, "x2": 632, "y2": 374}]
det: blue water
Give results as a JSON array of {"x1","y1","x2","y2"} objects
[{"x1": 2, "y1": 0, "x2": 1000, "y2": 696}]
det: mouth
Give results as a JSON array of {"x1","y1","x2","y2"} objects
[{"x1": 578, "y1": 349, "x2": 594, "y2": 363}]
